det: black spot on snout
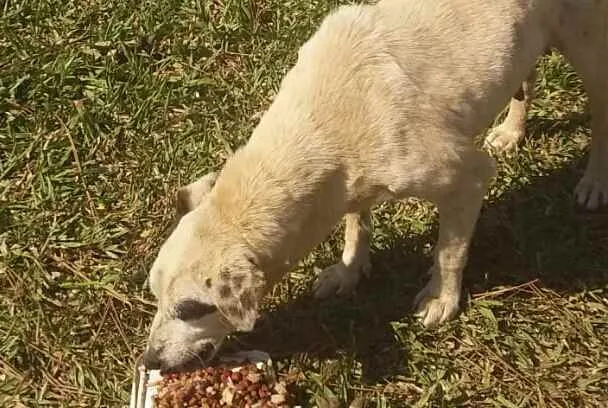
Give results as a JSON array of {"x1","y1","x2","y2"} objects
[
  {"x1": 231, "y1": 274, "x2": 246, "y2": 290},
  {"x1": 239, "y1": 290, "x2": 255, "y2": 310},
  {"x1": 219, "y1": 268, "x2": 230, "y2": 281},
  {"x1": 219, "y1": 285, "x2": 231, "y2": 298},
  {"x1": 174, "y1": 299, "x2": 217, "y2": 321}
]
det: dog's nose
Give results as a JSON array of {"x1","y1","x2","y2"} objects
[
  {"x1": 142, "y1": 348, "x2": 162, "y2": 370},
  {"x1": 199, "y1": 343, "x2": 215, "y2": 361}
]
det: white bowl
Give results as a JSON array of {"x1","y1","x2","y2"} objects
[{"x1": 129, "y1": 351, "x2": 274, "y2": 408}]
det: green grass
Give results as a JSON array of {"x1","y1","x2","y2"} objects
[{"x1": 1, "y1": 0, "x2": 607, "y2": 406}]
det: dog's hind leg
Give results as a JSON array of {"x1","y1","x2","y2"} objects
[
  {"x1": 558, "y1": 2, "x2": 608, "y2": 209},
  {"x1": 484, "y1": 69, "x2": 536, "y2": 153},
  {"x1": 313, "y1": 211, "x2": 372, "y2": 299},
  {"x1": 414, "y1": 150, "x2": 496, "y2": 328},
  {"x1": 574, "y1": 83, "x2": 608, "y2": 209}
]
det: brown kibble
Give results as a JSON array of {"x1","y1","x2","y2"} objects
[
  {"x1": 235, "y1": 380, "x2": 247, "y2": 391},
  {"x1": 247, "y1": 372, "x2": 262, "y2": 383},
  {"x1": 274, "y1": 381, "x2": 288, "y2": 395},
  {"x1": 221, "y1": 386, "x2": 235, "y2": 405},
  {"x1": 270, "y1": 393, "x2": 286, "y2": 404},
  {"x1": 258, "y1": 387, "x2": 270, "y2": 399},
  {"x1": 221, "y1": 371, "x2": 231, "y2": 382},
  {"x1": 231, "y1": 371, "x2": 242, "y2": 382},
  {"x1": 154, "y1": 362, "x2": 293, "y2": 408}
]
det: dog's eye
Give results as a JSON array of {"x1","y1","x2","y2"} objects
[{"x1": 174, "y1": 299, "x2": 217, "y2": 321}]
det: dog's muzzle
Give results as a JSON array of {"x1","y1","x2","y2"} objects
[{"x1": 142, "y1": 343, "x2": 216, "y2": 371}]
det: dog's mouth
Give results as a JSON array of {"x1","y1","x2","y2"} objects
[
  {"x1": 160, "y1": 338, "x2": 227, "y2": 374},
  {"x1": 204, "y1": 337, "x2": 226, "y2": 364}
]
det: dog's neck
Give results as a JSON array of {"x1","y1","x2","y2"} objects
[{"x1": 210, "y1": 118, "x2": 349, "y2": 283}]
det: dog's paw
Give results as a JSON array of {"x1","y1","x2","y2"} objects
[
  {"x1": 575, "y1": 174, "x2": 608, "y2": 210},
  {"x1": 413, "y1": 282, "x2": 460, "y2": 328},
  {"x1": 484, "y1": 124, "x2": 524, "y2": 154},
  {"x1": 313, "y1": 261, "x2": 370, "y2": 299}
]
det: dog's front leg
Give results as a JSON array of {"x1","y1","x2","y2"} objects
[
  {"x1": 313, "y1": 211, "x2": 372, "y2": 298},
  {"x1": 415, "y1": 152, "x2": 496, "y2": 328},
  {"x1": 485, "y1": 69, "x2": 536, "y2": 153}
]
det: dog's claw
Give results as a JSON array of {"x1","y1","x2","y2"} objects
[
  {"x1": 413, "y1": 282, "x2": 459, "y2": 328},
  {"x1": 313, "y1": 261, "x2": 370, "y2": 299},
  {"x1": 574, "y1": 175, "x2": 608, "y2": 210}
]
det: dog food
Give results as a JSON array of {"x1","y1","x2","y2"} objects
[{"x1": 153, "y1": 363, "x2": 292, "y2": 408}]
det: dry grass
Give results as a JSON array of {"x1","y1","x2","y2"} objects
[{"x1": 1, "y1": 0, "x2": 607, "y2": 407}]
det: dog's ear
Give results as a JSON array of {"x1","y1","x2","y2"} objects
[
  {"x1": 211, "y1": 253, "x2": 265, "y2": 332},
  {"x1": 176, "y1": 172, "x2": 218, "y2": 220}
]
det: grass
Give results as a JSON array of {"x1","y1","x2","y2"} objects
[{"x1": 1, "y1": 0, "x2": 607, "y2": 406}]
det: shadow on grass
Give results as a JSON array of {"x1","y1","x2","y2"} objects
[{"x1": 231, "y1": 114, "x2": 608, "y2": 385}]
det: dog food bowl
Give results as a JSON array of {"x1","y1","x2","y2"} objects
[{"x1": 129, "y1": 350, "x2": 277, "y2": 408}]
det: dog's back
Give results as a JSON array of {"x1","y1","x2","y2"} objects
[
  {"x1": 281, "y1": 0, "x2": 558, "y2": 141},
  {"x1": 244, "y1": 0, "x2": 563, "y2": 204}
]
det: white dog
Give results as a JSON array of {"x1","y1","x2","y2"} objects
[{"x1": 143, "y1": 0, "x2": 608, "y2": 371}]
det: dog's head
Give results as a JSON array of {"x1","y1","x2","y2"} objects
[{"x1": 143, "y1": 172, "x2": 266, "y2": 371}]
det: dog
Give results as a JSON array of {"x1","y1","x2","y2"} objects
[{"x1": 142, "y1": 0, "x2": 608, "y2": 371}]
